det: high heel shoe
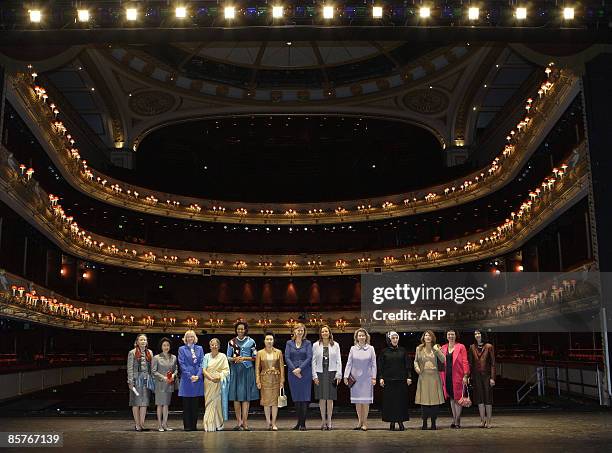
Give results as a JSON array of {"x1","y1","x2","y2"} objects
[
  {"x1": 389, "y1": 423, "x2": 396, "y2": 431},
  {"x1": 321, "y1": 423, "x2": 326, "y2": 430},
  {"x1": 135, "y1": 425, "x2": 142, "y2": 432},
  {"x1": 398, "y1": 422, "x2": 405, "y2": 431}
]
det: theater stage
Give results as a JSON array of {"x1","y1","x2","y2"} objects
[{"x1": 1, "y1": 412, "x2": 611, "y2": 452}]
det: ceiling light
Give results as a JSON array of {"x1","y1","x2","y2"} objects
[
  {"x1": 420, "y1": 7, "x2": 431, "y2": 19},
  {"x1": 468, "y1": 7, "x2": 479, "y2": 21},
  {"x1": 175, "y1": 7, "x2": 187, "y2": 18},
  {"x1": 323, "y1": 6, "x2": 334, "y2": 19},
  {"x1": 272, "y1": 6, "x2": 284, "y2": 18},
  {"x1": 126, "y1": 8, "x2": 138, "y2": 21},
  {"x1": 77, "y1": 9, "x2": 90, "y2": 22},
  {"x1": 563, "y1": 7, "x2": 574, "y2": 20},
  {"x1": 29, "y1": 10, "x2": 42, "y2": 23},
  {"x1": 515, "y1": 7, "x2": 527, "y2": 20},
  {"x1": 224, "y1": 6, "x2": 235, "y2": 19},
  {"x1": 372, "y1": 6, "x2": 383, "y2": 18}
]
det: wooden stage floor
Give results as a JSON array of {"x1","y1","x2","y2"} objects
[{"x1": 0, "y1": 412, "x2": 611, "y2": 452}]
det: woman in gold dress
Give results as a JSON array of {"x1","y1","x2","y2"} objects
[
  {"x1": 202, "y1": 338, "x2": 230, "y2": 432},
  {"x1": 255, "y1": 331, "x2": 285, "y2": 431},
  {"x1": 414, "y1": 330, "x2": 446, "y2": 430}
]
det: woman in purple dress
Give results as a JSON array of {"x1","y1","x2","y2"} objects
[
  {"x1": 285, "y1": 323, "x2": 313, "y2": 430},
  {"x1": 343, "y1": 328, "x2": 377, "y2": 431}
]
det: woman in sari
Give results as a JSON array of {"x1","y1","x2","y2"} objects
[{"x1": 202, "y1": 338, "x2": 230, "y2": 432}]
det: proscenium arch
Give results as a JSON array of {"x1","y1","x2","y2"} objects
[{"x1": 130, "y1": 112, "x2": 448, "y2": 153}]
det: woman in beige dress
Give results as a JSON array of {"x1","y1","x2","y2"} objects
[
  {"x1": 255, "y1": 332, "x2": 285, "y2": 431},
  {"x1": 202, "y1": 338, "x2": 230, "y2": 432},
  {"x1": 414, "y1": 330, "x2": 446, "y2": 430}
]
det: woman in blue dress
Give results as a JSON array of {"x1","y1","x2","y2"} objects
[
  {"x1": 226, "y1": 321, "x2": 259, "y2": 431},
  {"x1": 178, "y1": 330, "x2": 204, "y2": 431},
  {"x1": 285, "y1": 322, "x2": 313, "y2": 430}
]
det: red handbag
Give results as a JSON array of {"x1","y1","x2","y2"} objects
[{"x1": 458, "y1": 383, "x2": 472, "y2": 408}]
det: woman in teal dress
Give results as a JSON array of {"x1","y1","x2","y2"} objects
[{"x1": 226, "y1": 321, "x2": 259, "y2": 431}]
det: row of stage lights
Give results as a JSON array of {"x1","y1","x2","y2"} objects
[{"x1": 25, "y1": 5, "x2": 579, "y2": 23}]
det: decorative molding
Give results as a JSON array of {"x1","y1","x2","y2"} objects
[
  {"x1": 453, "y1": 46, "x2": 505, "y2": 143},
  {"x1": 128, "y1": 90, "x2": 176, "y2": 116},
  {"x1": 403, "y1": 88, "x2": 449, "y2": 115}
]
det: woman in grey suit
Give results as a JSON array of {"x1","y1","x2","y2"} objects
[
  {"x1": 152, "y1": 337, "x2": 178, "y2": 432},
  {"x1": 127, "y1": 334, "x2": 154, "y2": 431}
]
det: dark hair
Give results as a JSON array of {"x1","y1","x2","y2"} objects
[
  {"x1": 318, "y1": 325, "x2": 334, "y2": 346},
  {"x1": 234, "y1": 321, "x2": 249, "y2": 335},
  {"x1": 473, "y1": 329, "x2": 489, "y2": 345},
  {"x1": 264, "y1": 331, "x2": 275, "y2": 339},
  {"x1": 158, "y1": 337, "x2": 172, "y2": 351},
  {"x1": 446, "y1": 329, "x2": 458, "y2": 340}
]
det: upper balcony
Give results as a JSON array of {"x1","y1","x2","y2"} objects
[
  {"x1": 0, "y1": 140, "x2": 589, "y2": 276},
  {"x1": 6, "y1": 65, "x2": 580, "y2": 224}
]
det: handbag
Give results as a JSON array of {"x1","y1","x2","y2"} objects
[
  {"x1": 346, "y1": 374, "x2": 357, "y2": 388},
  {"x1": 458, "y1": 383, "x2": 472, "y2": 408},
  {"x1": 277, "y1": 388, "x2": 288, "y2": 408},
  {"x1": 145, "y1": 375, "x2": 156, "y2": 392}
]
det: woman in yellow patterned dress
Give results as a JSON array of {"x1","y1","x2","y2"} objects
[{"x1": 202, "y1": 338, "x2": 230, "y2": 432}]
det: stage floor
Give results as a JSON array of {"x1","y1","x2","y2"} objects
[{"x1": 1, "y1": 412, "x2": 611, "y2": 452}]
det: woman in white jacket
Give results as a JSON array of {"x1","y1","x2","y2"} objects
[{"x1": 311, "y1": 325, "x2": 342, "y2": 430}]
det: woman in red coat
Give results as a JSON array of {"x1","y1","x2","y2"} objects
[{"x1": 439, "y1": 329, "x2": 469, "y2": 429}]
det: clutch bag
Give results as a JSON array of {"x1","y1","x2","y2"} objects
[{"x1": 347, "y1": 374, "x2": 357, "y2": 388}]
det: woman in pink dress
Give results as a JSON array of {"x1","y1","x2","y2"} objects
[{"x1": 440, "y1": 329, "x2": 469, "y2": 429}]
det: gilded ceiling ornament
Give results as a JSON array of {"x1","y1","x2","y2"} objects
[
  {"x1": 128, "y1": 90, "x2": 175, "y2": 116},
  {"x1": 403, "y1": 88, "x2": 449, "y2": 115}
]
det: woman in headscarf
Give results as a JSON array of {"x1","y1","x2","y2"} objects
[{"x1": 378, "y1": 331, "x2": 412, "y2": 430}]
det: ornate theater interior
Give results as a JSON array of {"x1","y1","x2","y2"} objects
[{"x1": 0, "y1": 1, "x2": 611, "y2": 450}]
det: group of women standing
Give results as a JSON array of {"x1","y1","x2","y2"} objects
[{"x1": 127, "y1": 324, "x2": 496, "y2": 431}]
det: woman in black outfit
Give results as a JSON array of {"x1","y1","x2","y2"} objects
[{"x1": 378, "y1": 331, "x2": 413, "y2": 430}]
